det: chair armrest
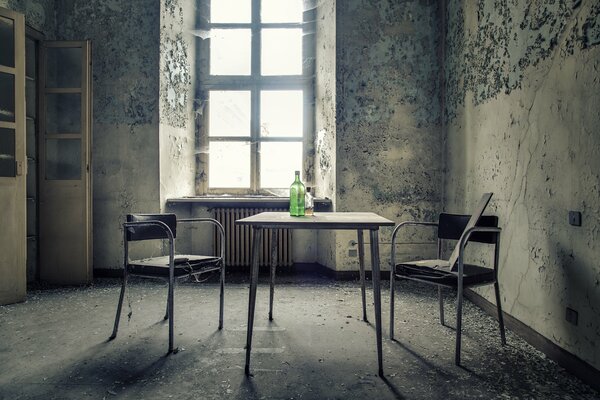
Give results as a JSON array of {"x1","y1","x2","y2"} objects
[
  {"x1": 123, "y1": 220, "x2": 176, "y2": 269},
  {"x1": 390, "y1": 221, "x2": 438, "y2": 270},
  {"x1": 457, "y1": 226, "x2": 502, "y2": 277},
  {"x1": 178, "y1": 218, "x2": 226, "y2": 262}
]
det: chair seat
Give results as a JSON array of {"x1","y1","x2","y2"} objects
[
  {"x1": 395, "y1": 261, "x2": 495, "y2": 286},
  {"x1": 128, "y1": 255, "x2": 222, "y2": 277}
]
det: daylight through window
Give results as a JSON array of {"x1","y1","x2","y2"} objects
[{"x1": 198, "y1": 0, "x2": 314, "y2": 193}]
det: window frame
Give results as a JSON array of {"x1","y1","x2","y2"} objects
[{"x1": 196, "y1": 0, "x2": 315, "y2": 195}]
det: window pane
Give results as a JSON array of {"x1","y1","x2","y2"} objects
[
  {"x1": 260, "y1": 142, "x2": 302, "y2": 188},
  {"x1": 0, "y1": 128, "x2": 16, "y2": 177},
  {"x1": 45, "y1": 139, "x2": 81, "y2": 180},
  {"x1": 0, "y1": 16, "x2": 15, "y2": 68},
  {"x1": 46, "y1": 93, "x2": 81, "y2": 134},
  {"x1": 210, "y1": 29, "x2": 251, "y2": 76},
  {"x1": 209, "y1": 91, "x2": 250, "y2": 137},
  {"x1": 261, "y1": 28, "x2": 302, "y2": 76},
  {"x1": 211, "y1": 0, "x2": 250, "y2": 23},
  {"x1": 0, "y1": 72, "x2": 15, "y2": 122},
  {"x1": 46, "y1": 47, "x2": 82, "y2": 88},
  {"x1": 26, "y1": 118, "x2": 36, "y2": 158},
  {"x1": 261, "y1": 0, "x2": 302, "y2": 23},
  {"x1": 209, "y1": 141, "x2": 250, "y2": 188},
  {"x1": 26, "y1": 78, "x2": 36, "y2": 118},
  {"x1": 26, "y1": 37, "x2": 36, "y2": 78},
  {"x1": 261, "y1": 90, "x2": 303, "y2": 137}
]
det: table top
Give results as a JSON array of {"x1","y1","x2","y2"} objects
[{"x1": 235, "y1": 212, "x2": 395, "y2": 230}]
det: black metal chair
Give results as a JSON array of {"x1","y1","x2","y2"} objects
[
  {"x1": 389, "y1": 213, "x2": 506, "y2": 365},
  {"x1": 109, "y1": 213, "x2": 226, "y2": 354}
]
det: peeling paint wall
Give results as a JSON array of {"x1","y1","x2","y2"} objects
[
  {"x1": 0, "y1": 0, "x2": 56, "y2": 36},
  {"x1": 56, "y1": 0, "x2": 161, "y2": 267},
  {"x1": 333, "y1": 0, "x2": 443, "y2": 270},
  {"x1": 158, "y1": 0, "x2": 196, "y2": 206},
  {"x1": 445, "y1": 0, "x2": 600, "y2": 370}
]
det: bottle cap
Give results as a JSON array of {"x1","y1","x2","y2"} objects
[{"x1": 306, "y1": 187, "x2": 311, "y2": 192}]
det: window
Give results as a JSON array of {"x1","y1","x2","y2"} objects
[{"x1": 197, "y1": 0, "x2": 314, "y2": 194}]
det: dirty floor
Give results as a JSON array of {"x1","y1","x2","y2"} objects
[{"x1": 0, "y1": 275, "x2": 598, "y2": 400}]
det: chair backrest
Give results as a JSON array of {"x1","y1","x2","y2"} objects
[
  {"x1": 126, "y1": 213, "x2": 177, "y2": 241},
  {"x1": 438, "y1": 213, "x2": 498, "y2": 244}
]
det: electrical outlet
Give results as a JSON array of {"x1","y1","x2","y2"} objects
[
  {"x1": 568, "y1": 211, "x2": 582, "y2": 226},
  {"x1": 348, "y1": 249, "x2": 358, "y2": 257},
  {"x1": 565, "y1": 307, "x2": 578, "y2": 326}
]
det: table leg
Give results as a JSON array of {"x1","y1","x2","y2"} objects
[
  {"x1": 357, "y1": 229, "x2": 367, "y2": 322},
  {"x1": 245, "y1": 227, "x2": 262, "y2": 376},
  {"x1": 269, "y1": 229, "x2": 278, "y2": 321},
  {"x1": 369, "y1": 229, "x2": 384, "y2": 377}
]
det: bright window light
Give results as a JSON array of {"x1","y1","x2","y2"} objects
[
  {"x1": 261, "y1": 28, "x2": 303, "y2": 76},
  {"x1": 209, "y1": 141, "x2": 251, "y2": 188},
  {"x1": 210, "y1": 29, "x2": 251, "y2": 76},
  {"x1": 211, "y1": 0, "x2": 251, "y2": 23},
  {"x1": 260, "y1": 90, "x2": 303, "y2": 137},
  {"x1": 209, "y1": 91, "x2": 251, "y2": 137},
  {"x1": 261, "y1": 0, "x2": 302, "y2": 23},
  {"x1": 260, "y1": 142, "x2": 302, "y2": 188}
]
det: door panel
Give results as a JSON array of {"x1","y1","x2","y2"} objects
[
  {"x1": 0, "y1": 8, "x2": 26, "y2": 305},
  {"x1": 39, "y1": 41, "x2": 92, "y2": 284}
]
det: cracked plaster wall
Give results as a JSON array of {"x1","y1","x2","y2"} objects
[
  {"x1": 315, "y1": 0, "x2": 337, "y2": 269},
  {"x1": 445, "y1": 0, "x2": 600, "y2": 370},
  {"x1": 55, "y1": 0, "x2": 161, "y2": 267},
  {"x1": 330, "y1": 0, "x2": 443, "y2": 271}
]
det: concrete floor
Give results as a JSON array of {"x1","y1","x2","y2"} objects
[{"x1": 0, "y1": 274, "x2": 598, "y2": 400}]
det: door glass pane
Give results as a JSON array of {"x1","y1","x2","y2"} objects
[
  {"x1": 0, "y1": 72, "x2": 15, "y2": 122},
  {"x1": 261, "y1": 0, "x2": 302, "y2": 23},
  {"x1": 261, "y1": 28, "x2": 302, "y2": 76},
  {"x1": 46, "y1": 47, "x2": 82, "y2": 88},
  {"x1": 0, "y1": 128, "x2": 16, "y2": 177},
  {"x1": 211, "y1": 0, "x2": 250, "y2": 23},
  {"x1": 209, "y1": 91, "x2": 251, "y2": 137},
  {"x1": 209, "y1": 141, "x2": 250, "y2": 188},
  {"x1": 260, "y1": 90, "x2": 303, "y2": 137},
  {"x1": 210, "y1": 29, "x2": 251, "y2": 76},
  {"x1": 26, "y1": 37, "x2": 36, "y2": 78},
  {"x1": 46, "y1": 93, "x2": 81, "y2": 133},
  {"x1": 260, "y1": 142, "x2": 302, "y2": 188},
  {"x1": 26, "y1": 118, "x2": 36, "y2": 158},
  {"x1": 45, "y1": 139, "x2": 81, "y2": 180},
  {"x1": 0, "y1": 16, "x2": 15, "y2": 68},
  {"x1": 26, "y1": 79, "x2": 36, "y2": 118}
]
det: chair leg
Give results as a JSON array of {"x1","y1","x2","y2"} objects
[
  {"x1": 438, "y1": 286, "x2": 445, "y2": 326},
  {"x1": 455, "y1": 285, "x2": 464, "y2": 366},
  {"x1": 167, "y1": 272, "x2": 175, "y2": 354},
  {"x1": 389, "y1": 267, "x2": 395, "y2": 340},
  {"x1": 357, "y1": 230, "x2": 367, "y2": 322},
  {"x1": 164, "y1": 297, "x2": 169, "y2": 321},
  {"x1": 109, "y1": 274, "x2": 128, "y2": 340},
  {"x1": 219, "y1": 262, "x2": 225, "y2": 330},
  {"x1": 494, "y1": 282, "x2": 506, "y2": 345}
]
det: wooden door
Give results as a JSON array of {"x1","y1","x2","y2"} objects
[
  {"x1": 0, "y1": 8, "x2": 26, "y2": 304},
  {"x1": 39, "y1": 41, "x2": 92, "y2": 284}
]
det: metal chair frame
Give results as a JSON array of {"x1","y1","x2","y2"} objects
[
  {"x1": 389, "y1": 216, "x2": 506, "y2": 365},
  {"x1": 109, "y1": 216, "x2": 226, "y2": 354}
]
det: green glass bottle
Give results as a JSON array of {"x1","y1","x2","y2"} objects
[{"x1": 289, "y1": 170, "x2": 305, "y2": 216}]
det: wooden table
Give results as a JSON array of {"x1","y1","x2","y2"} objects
[{"x1": 236, "y1": 212, "x2": 395, "y2": 377}]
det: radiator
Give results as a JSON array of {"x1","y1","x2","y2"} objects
[{"x1": 214, "y1": 208, "x2": 293, "y2": 267}]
